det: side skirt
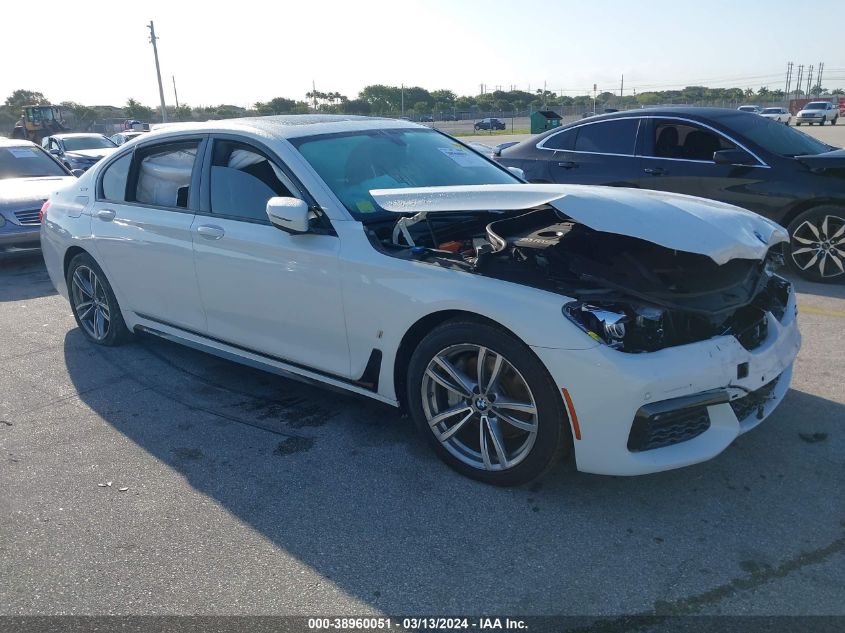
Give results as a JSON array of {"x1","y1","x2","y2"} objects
[{"x1": 132, "y1": 318, "x2": 397, "y2": 407}]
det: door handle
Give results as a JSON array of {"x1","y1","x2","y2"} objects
[
  {"x1": 557, "y1": 161, "x2": 578, "y2": 169},
  {"x1": 95, "y1": 208, "x2": 115, "y2": 221},
  {"x1": 644, "y1": 167, "x2": 667, "y2": 175},
  {"x1": 196, "y1": 225, "x2": 225, "y2": 240}
]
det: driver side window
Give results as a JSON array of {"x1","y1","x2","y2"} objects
[
  {"x1": 208, "y1": 140, "x2": 297, "y2": 222},
  {"x1": 648, "y1": 120, "x2": 735, "y2": 162}
]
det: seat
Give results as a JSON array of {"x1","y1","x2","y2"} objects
[
  {"x1": 654, "y1": 126, "x2": 680, "y2": 158},
  {"x1": 682, "y1": 131, "x2": 721, "y2": 161}
]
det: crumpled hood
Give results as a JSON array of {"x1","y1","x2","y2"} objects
[
  {"x1": 370, "y1": 184, "x2": 788, "y2": 265},
  {"x1": 0, "y1": 177, "x2": 76, "y2": 208},
  {"x1": 66, "y1": 148, "x2": 116, "y2": 160}
]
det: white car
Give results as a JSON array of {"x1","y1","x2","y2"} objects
[
  {"x1": 760, "y1": 107, "x2": 791, "y2": 124},
  {"x1": 40, "y1": 116, "x2": 801, "y2": 485},
  {"x1": 737, "y1": 105, "x2": 763, "y2": 114},
  {"x1": 795, "y1": 101, "x2": 840, "y2": 126}
]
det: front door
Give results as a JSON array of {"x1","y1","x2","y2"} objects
[{"x1": 191, "y1": 137, "x2": 350, "y2": 377}]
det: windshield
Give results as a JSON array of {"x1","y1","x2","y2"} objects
[
  {"x1": 291, "y1": 128, "x2": 519, "y2": 218},
  {"x1": 62, "y1": 136, "x2": 117, "y2": 151},
  {"x1": 723, "y1": 112, "x2": 832, "y2": 156},
  {"x1": 804, "y1": 102, "x2": 827, "y2": 110},
  {"x1": 762, "y1": 108, "x2": 782, "y2": 114},
  {"x1": 0, "y1": 145, "x2": 68, "y2": 179}
]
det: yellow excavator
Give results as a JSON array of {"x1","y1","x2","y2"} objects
[{"x1": 11, "y1": 105, "x2": 69, "y2": 143}]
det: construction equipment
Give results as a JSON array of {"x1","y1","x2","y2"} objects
[{"x1": 11, "y1": 105, "x2": 69, "y2": 144}]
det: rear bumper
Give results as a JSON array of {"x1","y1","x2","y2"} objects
[{"x1": 532, "y1": 287, "x2": 801, "y2": 476}]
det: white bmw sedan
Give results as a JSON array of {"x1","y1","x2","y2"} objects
[{"x1": 41, "y1": 116, "x2": 801, "y2": 485}]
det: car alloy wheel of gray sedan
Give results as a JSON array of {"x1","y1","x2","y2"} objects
[{"x1": 421, "y1": 343, "x2": 539, "y2": 472}]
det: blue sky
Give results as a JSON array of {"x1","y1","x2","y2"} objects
[{"x1": 2, "y1": 0, "x2": 842, "y2": 107}]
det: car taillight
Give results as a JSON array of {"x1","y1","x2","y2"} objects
[{"x1": 38, "y1": 201, "x2": 50, "y2": 222}]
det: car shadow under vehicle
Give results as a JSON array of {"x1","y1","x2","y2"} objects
[
  {"x1": 0, "y1": 252, "x2": 58, "y2": 302},
  {"x1": 61, "y1": 329, "x2": 845, "y2": 615}
]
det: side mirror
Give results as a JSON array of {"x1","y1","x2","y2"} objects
[
  {"x1": 70, "y1": 169, "x2": 84, "y2": 178},
  {"x1": 713, "y1": 149, "x2": 756, "y2": 166},
  {"x1": 266, "y1": 197, "x2": 310, "y2": 234},
  {"x1": 49, "y1": 148, "x2": 60, "y2": 155},
  {"x1": 507, "y1": 166, "x2": 526, "y2": 180}
]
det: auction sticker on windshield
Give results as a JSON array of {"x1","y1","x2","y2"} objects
[{"x1": 438, "y1": 147, "x2": 477, "y2": 167}]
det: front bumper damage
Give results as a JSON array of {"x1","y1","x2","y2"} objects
[{"x1": 532, "y1": 284, "x2": 800, "y2": 476}]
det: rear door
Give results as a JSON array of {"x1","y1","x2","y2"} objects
[
  {"x1": 90, "y1": 136, "x2": 208, "y2": 331},
  {"x1": 542, "y1": 118, "x2": 643, "y2": 186},
  {"x1": 190, "y1": 135, "x2": 350, "y2": 377}
]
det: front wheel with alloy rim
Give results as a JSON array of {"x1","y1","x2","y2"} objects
[
  {"x1": 786, "y1": 206, "x2": 845, "y2": 282},
  {"x1": 407, "y1": 320, "x2": 571, "y2": 485},
  {"x1": 67, "y1": 253, "x2": 130, "y2": 345}
]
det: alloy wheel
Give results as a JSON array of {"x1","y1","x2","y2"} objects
[
  {"x1": 421, "y1": 344, "x2": 538, "y2": 472},
  {"x1": 790, "y1": 214, "x2": 845, "y2": 279},
  {"x1": 70, "y1": 265, "x2": 111, "y2": 340}
]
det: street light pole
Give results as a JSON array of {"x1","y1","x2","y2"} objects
[{"x1": 147, "y1": 21, "x2": 168, "y2": 123}]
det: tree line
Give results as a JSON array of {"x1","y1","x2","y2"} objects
[{"x1": 3, "y1": 83, "x2": 844, "y2": 132}]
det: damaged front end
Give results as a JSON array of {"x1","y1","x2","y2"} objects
[{"x1": 370, "y1": 184, "x2": 793, "y2": 354}]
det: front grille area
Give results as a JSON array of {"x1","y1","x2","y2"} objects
[
  {"x1": 13, "y1": 209, "x2": 41, "y2": 226},
  {"x1": 729, "y1": 375, "x2": 781, "y2": 422},
  {"x1": 628, "y1": 406, "x2": 712, "y2": 452}
]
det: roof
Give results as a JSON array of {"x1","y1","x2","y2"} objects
[
  {"x1": 49, "y1": 132, "x2": 110, "y2": 139},
  {"x1": 142, "y1": 115, "x2": 424, "y2": 142},
  {"x1": 0, "y1": 137, "x2": 36, "y2": 148},
  {"x1": 533, "y1": 110, "x2": 561, "y2": 118}
]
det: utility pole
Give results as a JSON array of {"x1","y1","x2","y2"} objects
[
  {"x1": 806, "y1": 65, "x2": 814, "y2": 97},
  {"x1": 784, "y1": 62, "x2": 793, "y2": 105},
  {"x1": 146, "y1": 21, "x2": 168, "y2": 123},
  {"x1": 401, "y1": 83, "x2": 405, "y2": 116},
  {"x1": 816, "y1": 62, "x2": 824, "y2": 96},
  {"x1": 593, "y1": 83, "x2": 597, "y2": 114},
  {"x1": 172, "y1": 75, "x2": 179, "y2": 109},
  {"x1": 794, "y1": 65, "x2": 804, "y2": 100}
]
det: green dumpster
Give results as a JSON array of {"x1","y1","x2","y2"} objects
[{"x1": 530, "y1": 110, "x2": 562, "y2": 134}]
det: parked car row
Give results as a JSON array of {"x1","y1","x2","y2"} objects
[
  {"x1": 738, "y1": 102, "x2": 840, "y2": 126},
  {"x1": 495, "y1": 107, "x2": 845, "y2": 282}
]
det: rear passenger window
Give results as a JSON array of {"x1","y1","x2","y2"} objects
[
  {"x1": 209, "y1": 140, "x2": 296, "y2": 221},
  {"x1": 574, "y1": 119, "x2": 639, "y2": 155},
  {"x1": 132, "y1": 141, "x2": 199, "y2": 208},
  {"x1": 100, "y1": 153, "x2": 132, "y2": 202}
]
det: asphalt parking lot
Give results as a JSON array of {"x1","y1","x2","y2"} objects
[{"x1": 1, "y1": 123, "x2": 844, "y2": 619}]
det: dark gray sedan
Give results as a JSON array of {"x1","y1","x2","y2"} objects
[{"x1": 0, "y1": 138, "x2": 76, "y2": 253}]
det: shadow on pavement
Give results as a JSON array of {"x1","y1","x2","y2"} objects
[
  {"x1": 0, "y1": 252, "x2": 57, "y2": 302},
  {"x1": 62, "y1": 329, "x2": 845, "y2": 614}
]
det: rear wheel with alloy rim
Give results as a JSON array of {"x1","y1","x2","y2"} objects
[
  {"x1": 67, "y1": 253, "x2": 130, "y2": 345},
  {"x1": 786, "y1": 206, "x2": 845, "y2": 282},
  {"x1": 407, "y1": 320, "x2": 571, "y2": 485}
]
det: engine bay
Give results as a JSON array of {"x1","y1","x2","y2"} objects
[{"x1": 366, "y1": 205, "x2": 791, "y2": 353}]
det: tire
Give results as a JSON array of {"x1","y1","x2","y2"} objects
[
  {"x1": 820, "y1": 117, "x2": 826, "y2": 126},
  {"x1": 66, "y1": 252, "x2": 131, "y2": 345},
  {"x1": 406, "y1": 319, "x2": 571, "y2": 486},
  {"x1": 833, "y1": 117, "x2": 839, "y2": 126},
  {"x1": 786, "y1": 206, "x2": 845, "y2": 283},
  {"x1": 796, "y1": 122, "x2": 801, "y2": 126}
]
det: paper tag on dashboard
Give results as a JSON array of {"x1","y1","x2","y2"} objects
[{"x1": 438, "y1": 147, "x2": 477, "y2": 167}]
